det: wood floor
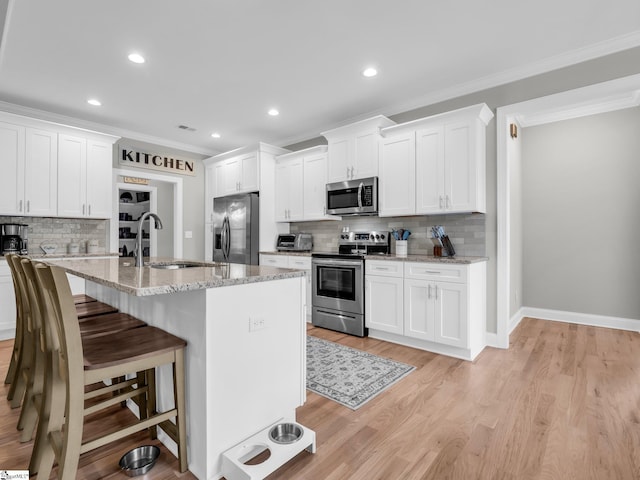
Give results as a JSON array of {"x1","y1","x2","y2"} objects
[{"x1": 1, "y1": 317, "x2": 640, "y2": 479}]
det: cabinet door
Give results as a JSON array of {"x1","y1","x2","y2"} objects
[
  {"x1": 354, "y1": 131, "x2": 378, "y2": 179},
  {"x1": 404, "y1": 279, "x2": 435, "y2": 341},
  {"x1": 434, "y1": 281, "x2": 468, "y2": 348},
  {"x1": 444, "y1": 121, "x2": 474, "y2": 212},
  {"x1": 239, "y1": 153, "x2": 259, "y2": 192},
  {"x1": 86, "y1": 140, "x2": 113, "y2": 218},
  {"x1": 379, "y1": 132, "x2": 415, "y2": 217},
  {"x1": 303, "y1": 152, "x2": 329, "y2": 220},
  {"x1": 57, "y1": 134, "x2": 87, "y2": 217},
  {"x1": 204, "y1": 163, "x2": 216, "y2": 223},
  {"x1": 287, "y1": 256, "x2": 312, "y2": 319},
  {"x1": 274, "y1": 163, "x2": 289, "y2": 222},
  {"x1": 0, "y1": 122, "x2": 25, "y2": 215},
  {"x1": 24, "y1": 128, "x2": 57, "y2": 216},
  {"x1": 416, "y1": 125, "x2": 445, "y2": 214},
  {"x1": 216, "y1": 158, "x2": 240, "y2": 196},
  {"x1": 327, "y1": 137, "x2": 350, "y2": 182},
  {"x1": 366, "y1": 275, "x2": 404, "y2": 334},
  {"x1": 287, "y1": 159, "x2": 304, "y2": 221}
]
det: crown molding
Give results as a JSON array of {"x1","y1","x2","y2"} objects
[{"x1": 0, "y1": 100, "x2": 218, "y2": 157}]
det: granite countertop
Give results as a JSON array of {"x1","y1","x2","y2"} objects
[
  {"x1": 260, "y1": 250, "x2": 313, "y2": 257},
  {"x1": 42, "y1": 257, "x2": 306, "y2": 296},
  {"x1": 260, "y1": 251, "x2": 487, "y2": 264},
  {"x1": 28, "y1": 252, "x2": 119, "y2": 259}
]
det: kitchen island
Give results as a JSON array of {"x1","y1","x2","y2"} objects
[{"x1": 45, "y1": 257, "x2": 309, "y2": 480}]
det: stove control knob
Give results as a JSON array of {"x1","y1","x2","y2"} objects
[
  {"x1": 369, "y1": 234, "x2": 375, "y2": 241},
  {"x1": 375, "y1": 234, "x2": 380, "y2": 240},
  {"x1": 341, "y1": 234, "x2": 347, "y2": 239},
  {"x1": 381, "y1": 234, "x2": 385, "y2": 240}
]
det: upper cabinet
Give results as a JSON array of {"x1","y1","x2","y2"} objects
[
  {"x1": 379, "y1": 103, "x2": 493, "y2": 217},
  {"x1": 322, "y1": 115, "x2": 395, "y2": 183},
  {"x1": 58, "y1": 135, "x2": 115, "y2": 219},
  {"x1": 214, "y1": 152, "x2": 259, "y2": 197},
  {"x1": 0, "y1": 121, "x2": 57, "y2": 217},
  {"x1": 274, "y1": 146, "x2": 339, "y2": 223},
  {"x1": 0, "y1": 112, "x2": 118, "y2": 219}
]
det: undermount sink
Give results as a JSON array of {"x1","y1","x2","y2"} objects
[{"x1": 148, "y1": 262, "x2": 203, "y2": 270}]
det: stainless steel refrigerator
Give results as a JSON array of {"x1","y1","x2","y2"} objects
[{"x1": 213, "y1": 192, "x2": 260, "y2": 265}]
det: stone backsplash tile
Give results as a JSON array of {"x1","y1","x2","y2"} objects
[
  {"x1": 0, "y1": 216, "x2": 108, "y2": 254},
  {"x1": 290, "y1": 213, "x2": 486, "y2": 256}
]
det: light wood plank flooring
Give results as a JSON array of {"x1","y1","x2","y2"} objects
[{"x1": 1, "y1": 317, "x2": 639, "y2": 479}]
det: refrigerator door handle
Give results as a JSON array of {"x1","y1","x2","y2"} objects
[{"x1": 222, "y1": 216, "x2": 231, "y2": 261}]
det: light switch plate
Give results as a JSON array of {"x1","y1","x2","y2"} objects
[{"x1": 184, "y1": 231, "x2": 193, "y2": 239}]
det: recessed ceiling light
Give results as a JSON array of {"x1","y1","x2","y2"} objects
[
  {"x1": 362, "y1": 67, "x2": 378, "y2": 77},
  {"x1": 268, "y1": 108, "x2": 279, "y2": 116},
  {"x1": 211, "y1": 132, "x2": 221, "y2": 139},
  {"x1": 87, "y1": 99, "x2": 102, "y2": 106},
  {"x1": 128, "y1": 53, "x2": 145, "y2": 64}
]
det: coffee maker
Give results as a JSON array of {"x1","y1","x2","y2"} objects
[{"x1": 1, "y1": 223, "x2": 29, "y2": 255}]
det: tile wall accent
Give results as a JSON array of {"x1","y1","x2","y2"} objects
[
  {"x1": 290, "y1": 213, "x2": 486, "y2": 257},
  {"x1": 0, "y1": 216, "x2": 108, "y2": 254}
]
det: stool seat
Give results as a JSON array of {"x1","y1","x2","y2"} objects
[
  {"x1": 82, "y1": 326, "x2": 187, "y2": 370},
  {"x1": 72, "y1": 294, "x2": 97, "y2": 305},
  {"x1": 79, "y1": 313, "x2": 147, "y2": 339},
  {"x1": 75, "y1": 301, "x2": 118, "y2": 319}
]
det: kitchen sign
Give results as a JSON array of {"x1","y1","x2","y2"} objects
[{"x1": 119, "y1": 146, "x2": 196, "y2": 176}]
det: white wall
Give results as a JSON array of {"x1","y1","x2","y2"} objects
[{"x1": 521, "y1": 106, "x2": 640, "y2": 320}]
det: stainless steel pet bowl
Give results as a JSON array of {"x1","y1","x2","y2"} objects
[
  {"x1": 119, "y1": 445, "x2": 160, "y2": 476},
  {"x1": 269, "y1": 423, "x2": 303, "y2": 445}
]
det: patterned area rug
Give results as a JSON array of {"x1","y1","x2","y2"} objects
[{"x1": 306, "y1": 336, "x2": 415, "y2": 410}]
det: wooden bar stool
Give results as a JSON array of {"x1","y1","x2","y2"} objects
[
  {"x1": 75, "y1": 300, "x2": 118, "y2": 320},
  {"x1": 32, "y1": 263, "x2": 188, "y2": 479},
  {"x1": 13, "y1": 258, "x2": 146, "y2": 447},
  {"x1": 4, "y1": 254, "x2": 24, "y2": 391}
]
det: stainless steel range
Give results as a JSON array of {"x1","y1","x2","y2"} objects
[{"x1": 311, "y1": 231, "x2": 390, "y2": 337}]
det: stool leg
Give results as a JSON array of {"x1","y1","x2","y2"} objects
[
  {"x1": 174, "y1": 349, "x2": 187, "y2": 473},
  {"x1": 8, "y1": 338, "x2": 31, "y2": 408},
  {"x1": 34, "y1": 366, "x2": 65, "y2": 478},
  {"x1": 146, "y1": 368, "x2": 157, "y2": 440},
  {"x1": 18, "y1": 344, "x2": 45, "y2": 441}
]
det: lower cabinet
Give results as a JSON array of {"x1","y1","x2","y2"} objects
[
  {"x1": 366, "y1": 259, "x2": 486, "y2": 360},
  {"x1": 260, "y1": 254, "x2": 312, "y2": 319}
]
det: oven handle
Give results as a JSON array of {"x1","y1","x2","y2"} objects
[
  {"x1": 357, "y1": 182, "x2": 364, "y2": 208},
  {"x1": 313, "y1": 258, "x2": 363, "y2": 267}
]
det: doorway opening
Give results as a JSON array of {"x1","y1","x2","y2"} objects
[{"x1": 495, "y1": 73, "x2": 640, "y2": 348}]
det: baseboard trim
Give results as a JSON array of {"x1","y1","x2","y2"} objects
[
  {"x1": 509, "y1": 308, "x2": 525, "y2": 335},
  {"x1": 485, "y1": 332, "x2": 502, "y2": 349},
  {"x1": 520, "y1": 307, "x2": 640, "y2": 333}
]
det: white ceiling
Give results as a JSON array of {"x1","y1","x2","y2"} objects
[{"x1": 0, "y1": 0, "x2": 639, "y2": 156}]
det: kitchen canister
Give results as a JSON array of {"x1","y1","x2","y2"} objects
[
  {"x1": 87, "y1": 239, "x2": 99, "y2": 254},
  {"x1": 67, "y1": 241, "x2": 80, "y2": 254},
  {"x1": 395, "y1": 240, "x2": 408, "y2": 257}
]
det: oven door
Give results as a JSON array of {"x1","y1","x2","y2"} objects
[{"x1": 312, "y1": 257, "x2": 364, "y2": 315}]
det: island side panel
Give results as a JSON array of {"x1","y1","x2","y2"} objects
[
  {"x1": 205, "y1": 276, "x2": 306, "y2": 479},
  {"x1": 86, "y1": 281, "x2": 209, "y2": 480}
]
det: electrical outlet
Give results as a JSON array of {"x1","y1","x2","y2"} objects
[
  {"x1": 184, "y1": 230, "x2": 193, "y2": 239},
  {"x1": 426, "y1": 227, "x2": 433, "y2": 238},
  {"x1": 249, "y1": 317, "x2": 267, "y2": 332}
]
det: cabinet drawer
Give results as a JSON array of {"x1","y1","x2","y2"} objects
[
  {"x1": 260, "y1": 254, "x2": 289, "y2": 268},
  {"x1": 287, "y1": 256, "x2": 311, "y2": 270},
  {"x1": 404, "y1": 262, "x2": 467, "y2": 283},
  {"x1": 366, "y1": 260, "x2": 404, "y2": 278}
]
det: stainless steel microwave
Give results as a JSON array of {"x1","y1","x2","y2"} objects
[{"x1": 326, "y1": 176, "x2": 378, "y2": 216}]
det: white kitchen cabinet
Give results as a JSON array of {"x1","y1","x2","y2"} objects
[
  {"x1": 322, "y1": 115, "x2": 395, "y2": 182},
  {"x1": 214, "y1": 152, "x2": 259, "y2": 196},
  {"x1": 379, "y1": 131, "x2": 416, "y2": 216},
  {"x1": 274, "y1": 146, "x2": 338, "y2": 222},
  {"x1": 58, "y1": 136, "x2": 113, "y2": 218},
  {"x1": 275, "y1": 158, "x2": 303, "y2": 222},
  {"x1": 0, "y1": 121, "x2": 25, "y2": 215},
  {"x1": 260, "y1": 254, "x2": 312, "y2": 319},
  {"x1": 365, "y1": 260, "x2": 404, "y2": 335},
  {"x1": 23, "y1": 128, "x2": 58, "y2": 217},
  {"x1": 204, "y1": 163, "x2": 216, "y2": 224},
  {"x1": 380, "y1": 103, "x2": 493, "y2": 216}
]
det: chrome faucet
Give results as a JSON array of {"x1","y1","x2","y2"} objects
[{"x1": 135, "y1": 212, "x2": 163, "y2": 267}]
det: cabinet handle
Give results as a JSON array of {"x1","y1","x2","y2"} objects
[
  {"x1": 18, "y1": 200, "x2": 23, "y2": 212},
  {"x1": 26, "y1": 200, "x2": 30, "y2": 213},
  {"x1": 439, "y1": 196, "x2": 444, "y2": 209},
  {"x1": 82, "y1": 204, "x2": 86, "y2": 215},
  {"x1": 375, "y1": 267, "x2": 389, "y2": 271},
  {"x1": 424, "y1": 270, "x2": 441, "y2": 274},
  {"x1": 350, "y1": 166, "x2": 354, "y2": 179},
  {"x1": 428, "y1": 284, "x2": 432, "y2": 299},
  {"x1": 88, "y1": 204, "x2": 91, "y2": 216},
  {"x1": 435, "y1": 285, "x2": 438, "y2": 300},
  {"x1": 446, "y1": 195, "x2": 450, "y2": 209}
]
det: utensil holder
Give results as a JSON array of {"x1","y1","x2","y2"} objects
[{"x1": 395, "y1": 240, "x2": 407, "y2": 257}]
